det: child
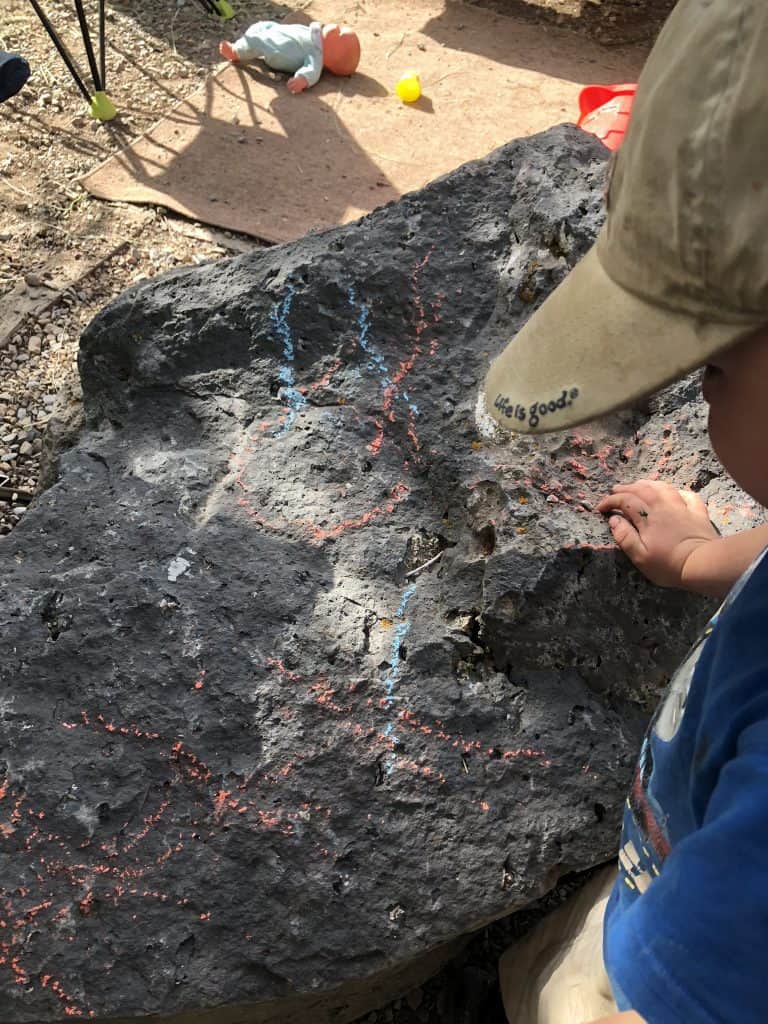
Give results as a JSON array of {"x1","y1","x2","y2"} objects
[
  {"x1": 483, "y1": 0, "x2": 768, "y2": 1021},
  {"x1": 219, "y1": 21, "x2": 360, "y2": 94}
]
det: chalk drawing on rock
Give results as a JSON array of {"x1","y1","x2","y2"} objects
[{"x1": 232, "y1": 254, "x2": 440, "y2": 546}]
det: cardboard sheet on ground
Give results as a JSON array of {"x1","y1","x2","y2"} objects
[{"x1": 81, "y1": 0, "x2": 646, "y2": 243}]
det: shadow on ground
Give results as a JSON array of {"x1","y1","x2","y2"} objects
[
  {"x1": 108, "y1": 0, "x2": 296, "y2": 64},
  {"x1": 452, "y1": 0, "x2": 678, "y2": 47}
]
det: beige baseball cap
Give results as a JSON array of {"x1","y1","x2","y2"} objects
[{"x1": 484, "y1": 0, "x2": 768, "y2": 435}]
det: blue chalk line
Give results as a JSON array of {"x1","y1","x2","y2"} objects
[
  {"x1": 267, "y1": 286, "x2": 422, "y2": 446},
  {"x1": 269, "y1": 286, "x2": 306, "y2": 439},
  {"x1": 347, "y1": 287, "x2": 420, "y2": 419}
]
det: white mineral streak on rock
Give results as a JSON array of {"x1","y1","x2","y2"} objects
[
  {"x1": 474, "y1": 386, "x2": 507, "y2": 442},
  {"x1": 167, "y1": 555, "x2": 191, "y2": 582}
]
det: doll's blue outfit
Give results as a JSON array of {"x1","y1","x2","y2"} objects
[{"x1": 231, "y1": 22, "x2": 323, "y2": 89}]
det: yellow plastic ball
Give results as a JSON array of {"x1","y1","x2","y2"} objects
[{"x1": 396, "y1": 72, "x2": 421, "y2": 103}]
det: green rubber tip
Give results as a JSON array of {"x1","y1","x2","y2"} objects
[
  {"x1": 89, "y1": 91, "x2": 117, "y2": 121},
  {"x1": 214, "y1": 0, "x2": 235, "y2": 19}
]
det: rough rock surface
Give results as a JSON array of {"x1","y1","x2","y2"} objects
[{"x1": 0, "y1": 126, "x2": 760, "y2": 1024}]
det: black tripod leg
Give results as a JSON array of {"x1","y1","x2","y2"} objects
[
  {"x1": 98, "y1": 0, "x2": 105, "y2": 90},
  {"x1": 27, "y1": 0, "x2": 92, "y2": 103},
  {"x1": 73, "y1": 0, "x2": 103, "y2": 92}
]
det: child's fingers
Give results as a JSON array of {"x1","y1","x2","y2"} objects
[
  {"x1": 596, "y1": 491, "x2": 640, "y2": 513},
  {"x1": 608, "y1": 515, "x2": 647, "y2": 564},
  {"x1": 598, "y1": 479, "x2": 692, "y2": 517},
  {"x1": 611, "y1": 481, "x2": 645, "y2": 492},
  {"x1": 613, "y1": 477, "x2": 667, "y2": 489},
  {"x1": 597, "y1": 491, "x2": 650, "y2": 529},
  {"x1": 595, "y1": 493, "x2": 634, "y2": 515}
]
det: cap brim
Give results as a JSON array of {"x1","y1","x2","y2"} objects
[{"x1": 483, "y1": 245, "x2": 758, "y2": 434}]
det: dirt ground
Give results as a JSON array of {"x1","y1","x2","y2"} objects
[{"x1": 0, "y1": 0, "x2": 671, "y2": 1019}]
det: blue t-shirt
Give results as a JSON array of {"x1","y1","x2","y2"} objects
[{"x1": 604, "y1": 548, "x2": 768, "y2": 1022}]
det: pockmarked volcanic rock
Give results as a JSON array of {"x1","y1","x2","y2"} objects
[{"x1": 0, "y1": 126, "x2": 760, "y2": 1024}]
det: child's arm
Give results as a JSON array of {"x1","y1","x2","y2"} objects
[{"x1": 596, "y1": 479, "x2": 768, "y2": 599}]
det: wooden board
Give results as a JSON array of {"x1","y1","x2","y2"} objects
[{"x1": 0, "y1": 244, "x2": 127, "y2": 350}]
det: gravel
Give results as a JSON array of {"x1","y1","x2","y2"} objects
[
  {"x1": 1, "y1": 0, "x2": 279, "y2": 535},
  {"x1": 0, "y1": 292, "x2": 76, "y2": 531}
]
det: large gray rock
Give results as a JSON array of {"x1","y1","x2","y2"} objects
[{"x1": 0, "y1": 126, "x2": 758, "y2": 1024}]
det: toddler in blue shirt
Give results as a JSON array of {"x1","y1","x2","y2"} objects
[{"x1": 484, "y1": 1, "x2": 768, "y2": 1021}]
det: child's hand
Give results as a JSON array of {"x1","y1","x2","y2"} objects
[
  {"x1": 596, "y1": 480, "x2": 719, "y2": 589},
  {"x1": 287, "y1": 75, "x2": 308, "y2": 93}
]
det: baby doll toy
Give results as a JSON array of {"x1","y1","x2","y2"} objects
[{"x1": 219, "y1": 21, "x2": 361, "y2": 93}]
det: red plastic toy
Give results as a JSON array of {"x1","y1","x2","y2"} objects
[{"x1": 577, "y1": 83, "x2": 637, "y2": 151}]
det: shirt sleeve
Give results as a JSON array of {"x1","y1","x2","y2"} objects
[
  {"x1": 605, "y1": 714, "x2": 768, "y2": 1024},
  {"x1": 292, "y1": 53, "x2": 323, "y2": 87},
  {"x1": 292, "y1": 22, "x2": 323, "y2": 87}
]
